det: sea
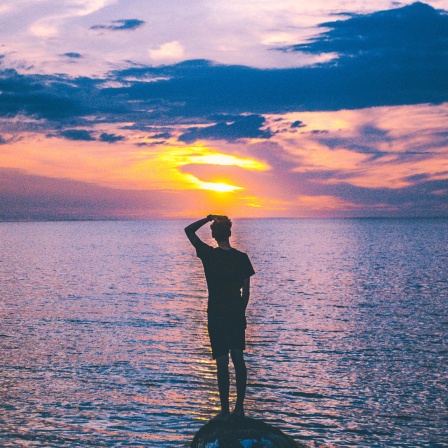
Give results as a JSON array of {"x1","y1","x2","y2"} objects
[{"x1": 0, "y1": 219, "x2": 447, "y2": 447}]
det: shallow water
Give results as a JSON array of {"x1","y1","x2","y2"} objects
[{"x1": 0, "y1": 219, "x2": 447, "y2": 447}]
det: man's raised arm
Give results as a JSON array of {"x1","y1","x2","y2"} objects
[{"x1": 184, "y1": 215, "x2": 213, "y2": 246}]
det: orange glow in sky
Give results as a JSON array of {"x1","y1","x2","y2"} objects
[{"x1": 1, "y1": 103, "x2": 447, "y2": 218}]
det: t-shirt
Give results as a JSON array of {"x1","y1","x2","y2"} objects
[{"x1": 195, "y1": 239, "x2": 255, "y2": 318}]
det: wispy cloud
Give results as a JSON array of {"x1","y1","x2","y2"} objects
[
  {"x1": 91, "y1": 19, "x2": 145, "y2": 31},
  {"x1": 178, "y1": 115, "x2": 272, "y2": 143},
  {"x1": 62, "y1": 52, "x2": 82, "y2": 59},
  {"x1": 0, "y1": 168, "x2": 193, "y2": 220},
  {"x1": 99, "y1": 132, "x2": 125, "y2": 143},
  {"x1": 148, "y1": 41, "x2": 184, "y2": 62},
  {"x1": 59, "y1": 129, "x2": 95, "y2": 141}
]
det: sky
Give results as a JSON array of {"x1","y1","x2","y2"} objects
[{"x1": 0, "y1": 0, "x2": 447, "y2": 219}]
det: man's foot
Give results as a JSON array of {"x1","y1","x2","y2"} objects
[
  {"x1": 230, "y1": 407, "x2": 245, "y2": 419},
  {"x1": 210, "y1": 410, "x2": 230, "y2": 422}
]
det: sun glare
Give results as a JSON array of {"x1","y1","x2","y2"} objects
[
  {"x1": 180, "y1": 173, "x2": 243, "y2": 192},
  {"x1": 196, "y1": 181, "x2": 243, "y2": 193},
  {"x1": 188, "y1": 153, "x2": 268, "y2": 170}
]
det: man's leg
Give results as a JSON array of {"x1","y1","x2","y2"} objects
[
  {"x1": 214, "y1": 353, "x2": 230, "y2": 418},
  {"x1": 230, "y1": 349, "x2": 247, "y2": 416}
]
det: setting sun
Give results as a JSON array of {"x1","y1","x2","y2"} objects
[
  {"x1": 187, "y1": 153, "x2": 268, "y2": 171},
  {"x1": 186, "y1": 174, "x2": 244, "y2": 193},
  {"x1": 199, "y1": 182, "x2": 243, "y2": 193}
]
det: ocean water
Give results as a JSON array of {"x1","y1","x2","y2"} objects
[{"x1": 0, "y1": 219, "x2": 447, "y2": 447}]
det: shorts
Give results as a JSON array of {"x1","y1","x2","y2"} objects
[{"x1": 207, "y1": 314, "x2": 246, "y2": 359}]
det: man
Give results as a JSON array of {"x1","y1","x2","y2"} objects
[{"x1": 185, "y1": 214, "x2": 255, "y2": 421}]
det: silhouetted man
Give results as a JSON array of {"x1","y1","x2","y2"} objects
[{"x1": 185, "y1": 215, "x2": 255, "y2": 421}]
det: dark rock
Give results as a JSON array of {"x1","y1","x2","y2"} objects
[{"x1": 189, "y1": 416, "x2": 305, "y2": 448}]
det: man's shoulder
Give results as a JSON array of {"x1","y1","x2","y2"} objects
[
  {"x1": 195, "y1": 238, "x2": 214, "y2": 258},
  {"x1": 232, "y1": 248, "x2": 255, "y2": 276},
  {"x1": 231, "y1": 247, "x2": 248, "y2": 256},
  {"x1": 230, "y1": 248, "x2": 251, "y2": 260}
]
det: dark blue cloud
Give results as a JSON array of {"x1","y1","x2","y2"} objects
[
  {"x1": 99, "y1": 132, "x2": 125, "y2": 143},
  {"x1": 279, "y1": 2, "x2": 448, "y2": 101},
  {"x1": 291, "y1": 120, "x2": 305, "y2": 128},
  {"x1": 283, "y1": 2, "x2": 447, "y2": 62},
  {"x1": 105, "y1": 3, "x2": 448, "y2": 114},
  {"x1": 404, "y1": 173, "x2": 432, "y2": 182},
  {"x1": 0, "y1": 69, "x2": 94, "y2": 120},
  {"x1": 0, "y1": 3, "x2": 446, "y2": 125},
  {"x1": 178, "y1": 114, "x2": 272, "y2": 143},
  {"x1": 149, "y1": 132, "x2": 171, "y2": 139},
  {"x1": 135, "y1": 141, "x2": 165, "y2": 146},
  {"x1": 60, "y1": 129, "x2": 95, "y2": 141},
  {"x1": 62, "y1": 52, "x2": 82, "y2": 59},
  {"x1": 91, "y1": 19, "x2": 145, "y2": 31}
]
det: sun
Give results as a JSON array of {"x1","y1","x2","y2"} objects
[
  {"x1": 197, "y1": 181, "x2": 243, "y2": 193},
  {"x1": 181, "y1": 174, "x2": 243, "y2": 193}
]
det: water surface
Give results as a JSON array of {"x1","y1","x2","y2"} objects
[{"x1": 0, "y1": 219, "x2": 447, "y2": 447}]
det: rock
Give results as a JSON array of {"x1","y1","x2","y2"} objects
[{"x1": 189, "y1": 416, "x2": 305, "y2": 448}]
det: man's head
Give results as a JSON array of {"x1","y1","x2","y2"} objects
[{"x1": 211, "y1": 216, "x2": 232, "y2": 242}]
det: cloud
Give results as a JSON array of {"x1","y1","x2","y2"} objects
[
  {"x1": 309, "y1": 123, "x2": 393, "y2": 162},
  {"x1": 0, "y1": 69, "x2": 92, "y2": 120},
  {"x1": 2, "y1": 102, "x2": 447, "y2": 219},
  {"x1": 317, "y1": 177, "x2": 448, "y2": 217},
  {"x1": 0, "y1": 168, "x2": 199, "y2": 221},
  {"x1": 62, "y1": 52, "x2": 82, "y2": 59},
  {"x1": 104, "y1": 0, "x2": 448, "y2": 115},
  {"x1": 99, "y1": 132, "x2": 124, "y2": 143},
  {"x1": 149, "y1": 132, "x2": 171, "y2": 139},
  {"x1": 283, "y1": 2, "x2": 447, "y2": 63},
  {"x1": 91, "y1": 19, "x2": 145, "y2": 31},
  {"x1": 291, "y1": 120, "x2": 305, "y2": 128},
  {"x1": 60, "y1": 129, "x2": 95, "y2": 141},
  {"x1": 148, "y1": 41, "x2": 184, "y2": 62},
  {"x1": 179, "y1": 146, "x2": 448, "y2": 217},
  {"x1": 178, "y1": 115, "x2": 272, "y2": 143},
  {"x1": 1, "y1": 3, "x2": 447, "y2": 126}
]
